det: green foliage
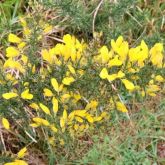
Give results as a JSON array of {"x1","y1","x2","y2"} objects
[
  {"x1": 78, "y1": 101, "x2": 165, "y2": 164},
  {"x1": 38, "y1": 0, "x2": 165, "y2": 45},
  {"x1": 0, "y1": 1, "x2": 165, "y2": 164},
  {"x1": 0, "y1": 0, "x2": 25, "y2": 44}
]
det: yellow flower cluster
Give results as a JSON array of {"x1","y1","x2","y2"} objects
[
  {"x1": 0, "y1": 18, "x2": 164, "y2": 164},
  {"x1": 97, "y1": 36, "x2": 164, "y2": 97}
]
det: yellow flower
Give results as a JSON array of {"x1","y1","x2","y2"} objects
[
  {"x1": 63, "y1": 34, "x2": 73, "y2": 45},
  {"x1": 107, "y1": 74, "x2": 118, "y2": 81},
  {"x1": 75, "y1": 116, "x2": 83, "y2": 123},
  {"x1": 86, "y1": 114, "x2": 94, "y2": 123},
  {"x1": 2, "y1": 118, "x2": 10, "y2": 130},
  {"x1": 101, "y1": 112, "x2": 108, "y2": 118},
  {"x1": 73, "y1": 93, "x2": 81, "y2": 102},
  {"x1": 111, "y1": 36, "x2": 128, "y2": 61},
  {"x1": 3, "y1": 58, "x2": 25, "y2": 73},
  {"x1": 129, "y1": 46, "x2": 141, "y2": 62},
  {"x1": 150, "y1": 43, "x2": 163, "y2": 67},
  {"x1": 99, "y1": 68, "x2": 108, "y2": 79},
  {"x1": 146, "y1": 84, "x2": 160, "y2": 96},
  {"x1": 43, "y1": 88, "x2": 53, "y2": 97},
  {"x1": 4, "y1": 159, "x2": 28, "y2": 165},
  {"x1": 117, "y1": 70, "x2": 125, "y2": 78},
  {"x1": 8, "y1": 33, "x2": 21, "y2": 43},
  {"x1": 99, "y1": 46, "x2": 112, "y2": 63},
  {"x1": 51, "y1": 78, "x2": 59, "y2": 92},
  {"x1": 41, "y1": 49, "x2": 53, "y2": 64},
  {"x1": 6, "y1": 47, "x2": 20, "y2": 57},
  {"x1": 67, "y1": 65, "x2": 76, "y2": 74},
  {"x1": 60, "y1": 109, "x2": 67, "y2": 131},
  {"x1": 5, "y1": 74, "x2": 15, "y2": 81},
  {"x1": 29, "y1": 103, "x2": 39, "y2": 111},
  {"x1": 111, "y1": 36, "x2": 123, "y2": 52},
  {"x1": 33, "y1": 117, "x2": 50, "y2": 126},
  {"x1": 121, "y1": 79, "x2": 135, "y2": 91},
  {"x1": 94, "y1": 116, "x2": 103, "y2": 122},
  {"x1": 18, "y1": 42, "x2": 26, "y2": 49},
  {"x1": 15, "y1": 160, "x2": 28, "y2": 165},
  {"x1": 116, "y1": 101, "x2": 128, "y2": 112},
  {"x1": 85, "y1": 100, "x2": 98, "y2": 110},
  {"x1": 24, "y1": 82, "x2": 29, "y2": 87},
  {"x1": 107, "y1": 70, "x2": 125, "y2": 81},
  {"x1": 21, "y1": 55, "x2": 28, "y2": 64},
  {"x1": 62, "y1": 77, "x2": 75, "y2": 85},
  {"x1": 49, "y1": 125, "x2": 58, "y2": 133},
  {"x1": 52, "y1": 97, "x2": 58, "y2": 113},
  {"x1": 140, "y1": 40, "x2": 149, "y2": 59},
  {"x1": 30, "y1": 65, "x2": 35, "y2": 74},
  {"x1": 2, "y1": 92, "x2": 18, "y2": 99},
  {"x1": 21, "y1": 89, "x2": 33, "y2": 100},
  {"x1": 63, "y1": 109, "x2": 67, "y2": 120},
  {"x1": 155, "y1": 75, "x2": 164, "y2": 82},
  {"x1": 118, "y1": 41, "x2": 129, "y2": 61},
  {"x1": 61, "y1": 93, "x2": 71, "y2": 102},
  {"x1": 74, "y1": 110, "x2": 87, "y2": 117},
  {"x1": 17, "y1": 147, "x2": 27, "y2": 158},
  {"x1": 29, "y1": 123, "x2": 40, "y2": 128},
  {"x1": 149, "y1": 79, "x2": 154, "y2": 85},
  {"x1": 39, "y1": 103, "x2": 51, "y2": 115},
  {"x1": 108, "y1": 56, "x2": 123, "y2": 67},
  {"x1": 60, "y1": 118, "x2": 65, "y2": 131},
  {"x1": 74, "y1": 124, "x2": 79, "y2": 131}
]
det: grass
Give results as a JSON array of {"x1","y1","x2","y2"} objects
[
  {"x1": 0, "y1": 0, "x2": 25, "y2": 44},
  {"x1": 77, "y1": 97, "x2": 165, "y2": 165}
]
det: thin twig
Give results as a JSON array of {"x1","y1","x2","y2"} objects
[
  {"x1": 161, "y1": 15, "x2": 165, "y2": 30},
  {"x1": 92, "y1": 0, "x2": 104, "y2": 36},
  {"x1": 82, "y1": 96, "x2": 89, "y2": 104},
  {"x1": 126, "y1": 11, "x2": 142, "y2": 27},
  {"x1": 46, "y1": 36, "x2": 64, "y2": 43},
  {"x1": 25, "y1": 131, "x2": 37, "y2": 143},
  {"x1": 0, "y1": 130, "x2": 6, "y2": 152},
  {"x1": 14, "y1": 119, "x2": 37, "y2": 143},
  {"x1": 131, "y1": 27, "x2": 146, "y2": 47},
  {"x1": 0, "y1": 53, "x2": 5, "y2": 61}
]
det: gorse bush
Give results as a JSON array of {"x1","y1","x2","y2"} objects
[{"x1": 0, "y1": 16, "x2": 165, "y2": 164}]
